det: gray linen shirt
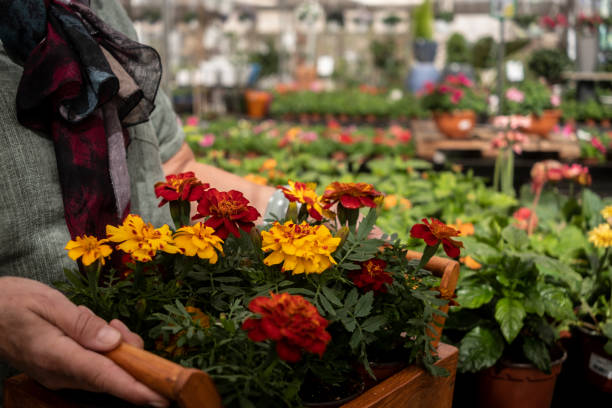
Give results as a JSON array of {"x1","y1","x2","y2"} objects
[{"x1": 0, "y1": 0, "x2": 185, "y2": 397}]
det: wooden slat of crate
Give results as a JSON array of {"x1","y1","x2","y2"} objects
[
  {"x1": 412, "y1": 120, "x2": 580, "y2": 161},
  {"x1": 3, "y1": 344, "x2": 458, "y2": 408}
]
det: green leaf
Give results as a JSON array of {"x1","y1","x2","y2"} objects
[
  {"x1": 522, "y1": 337, "x2": 551, "y2": 373},
  {"x1": 318, "y1": 295, "x2": 336, "y2": 317},
  {"x1": 534, "y1": 256, "x2": 582, "y2": 293},
  {"x1": 361, "y1": 315, "x2": 387, "y2": 333},
  {"x1": 345, "y1": 288, "x2": 359, "y2": 308},
  {"x1": 601, "y1": 322, "x2": 612, "y2": 339},
  {"x1": 582, "y1": 189, "x2": 604, "y2": 228},
  {"x1": 541, "y1": 287, "x2": 574, "y2": 321},
  {"x1": 349, "y1": 329, "x2": 363, "y2": 351},
  {"x1": 354, "y1": 291, "x2": 374, "y2": 318},
  {"x1": 460, "y1": 236, "x2": 501, "y2": 264},
  {"x1": 456, "y1": 284, "x2": 494, "y2": 309},
  {"x1": 495, "y1": 298, "x2": 526, "y2": 343},
  {"x1": 502, "y1": 225, "x2": 528, "y2": 250},
  {"x1": 321, "y1": 286, "x2": 343, "y2": 306},
  {"x1": 604, "y1": 340, "x2": 612, "y2": 356},
  {"x1": 458, "y1": 326, "x2": 505, "y2": 373},
  {"x1": 523, "y1": 288, "x2": 545, "y2": 316}
]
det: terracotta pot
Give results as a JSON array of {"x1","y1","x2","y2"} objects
[
  {"x1": 522, "y1": 109, "x2": 561, "y2": 137},
  {"x1": 601, "y1": 119, "x2": 611, "y2": 128},
  {"x1": 577, "y1": 326, "x2": 612, "y2": 393},
  {"x1": 433, "y1": 110, "x2": 476, "y2": 139},
  {"x1": 244, "y1": 90, "x2": 271, "y2": 119},
  {"x1": 477, "y1": 351, "x2": 567, "y2": 408}
]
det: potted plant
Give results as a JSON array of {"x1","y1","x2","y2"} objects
[
  {"x1": 579, "y1": 99, "x2": 604, "y2": 127},
  {"x1": 502, "y1": 80, "x2": 561, "y2": 137},
  {"x1": 447, "y1": 223, "x2": 574, "y2": 408},
  {"x1": 54, "y1": 175, "x2": 458, "y2": 407},
  {"x1": 527, "y1": 48, "x2": 571, "y2": 85},
  {"x1": 576, "y1": 13, "x2": 602, "y2": 72},
  {"x1": 420, "y1": 74, "x2": 487, "y2": 139},
  {"x1": 412, "y1": 0, "x2": 436, "y2": 63},
  {"x1": 443, "y1": 33, "x2": 475, "y2": 81}
]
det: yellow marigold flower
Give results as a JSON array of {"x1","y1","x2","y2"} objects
[
  {"x1": 261, "y1": 221, "x2": 341, "y2": 274},
  {"x1": 244, "y1": 174, "x2": 268, "y2": 186},
  {"x1": 602, "y1": 206, "x2": 612, "y2": 222},
  {"x1": 106, "y1": 214, "x2": 177, "y2": 262},
  {"x1": 173, "y1": 223, "x2": 224, "y2": 263},
  {"x1": 588, "y1": 223, "x2": 612, "y2": 248},
  {"x1": 449, "y1": 219, "x2": 475, "y2": 237},
  {"x1": 460, "y1": 255, "x2": 482, "y2": 270},
  {"x1": 280, "y1": 181, "x2": 332, "y2": 221},
  {"x1": 65, "y1": 235, "x2": 112, "y2": 266}
]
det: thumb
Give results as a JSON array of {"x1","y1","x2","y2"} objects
[{"x1": 66, "y1": 306, "x2": 122, "y2": 351}]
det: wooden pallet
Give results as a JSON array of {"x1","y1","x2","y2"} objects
[{"x1": 412, "y1": 120, "x2": 581, "y2": 161}]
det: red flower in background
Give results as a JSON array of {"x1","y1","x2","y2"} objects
[
  {"x1": 194, "y1": 188, "x2": 260, "y2": 239},
  {"x1": 154, "y1": 172, "x2": 209, "y2": 207},
  {"x1": 513, "y1": 207, "x2": 538, "y2": 232},
  {"x1": 242, "y1": 293, "x2": 331, "y2": 362},
  {"x1": 321, "y1": 182, "x2": 383, "y2": 210},
  {"x1": 349, "y1": 258, "x2": 393, "y2": 294},
  {"x1": 410, "y1": 218, "x2": 463, "y2": 258}
]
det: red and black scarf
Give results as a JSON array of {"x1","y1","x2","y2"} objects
[{"x1": 0, "y1": 0, "x2": 161, "y2": 238}]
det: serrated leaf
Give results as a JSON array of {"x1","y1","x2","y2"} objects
[
  {"x1": 361, "y1": 315, "x2": 387, "y2": 333},
  {"x1": 345, "y1": 288, "x2": 359, "y2": 308},
  {"x1": 523, "y1": 337, "x2": 551, "y2": 373},
  {"x1": 458, "y1": 326, "x2": 505, "y2": 373},
  {"x1": 318, "y1": 294, "x2": 337, "y2": 317},
  {"x1": 321, "y1": 286, "x2": 343, "y2": 306},
  {"x1": 535, "y1": 256, "x2": 582, "y2": 293},
  {"x1": 349, "y1": 329, "x2": 363, "y2": 350},
  {"x1": 495, "y1": 298, "x2": 526, "y2": 343},
  {"x1": 341, "y1": 317, "x2": 357, "y2": 332},
  {"x1": 354, "y1": 291, "x2": 373, "y2": 318},
  {"x1": 456, "y1": 284, "x2": 494, "y2": 309}
]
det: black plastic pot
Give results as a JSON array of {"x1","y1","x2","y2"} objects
[{"x1": 413, "y1": 39, "x2": 438, "y2": 63}]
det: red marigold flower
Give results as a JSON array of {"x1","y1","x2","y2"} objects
[
  {"x1": 279, "y1": 181, "x2": 330, "y2": 221},
  {"x1": 321, "y1": 182, "x2": 383, "y2": 210},
  {"x1": 410, "y1": 218, "x2": 464, "y2": 258},
  {"x1": 193, "y1": 188, "x2": 260, "y2": 239},
  {"x1": 348, "y1": 258, "x2": 393, "y2": 294},
  {"x1": 242, "y1": 293, "x2": 331, "y2": 362},
  {"x1": 154, "y1": 172, "x2": 209, "y2": 207}
]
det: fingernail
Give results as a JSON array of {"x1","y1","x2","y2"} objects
[
  {"x1": 97, "y1": 326, "x2": 121, "y2": 346},
  {"x1": 148, "y1": 400, "x2": 168, "y2": 408}
]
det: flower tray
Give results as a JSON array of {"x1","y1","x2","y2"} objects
[{"x1": 3, "y1": 344, "x2": 458, "y2": 408}]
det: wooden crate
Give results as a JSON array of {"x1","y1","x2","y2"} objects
[
  {"x1": 412, "y1": 119, "x2": 580, "y2": 161},
  {"x1": 3, "y1": 344, "x2": 458, "y2": 408}
]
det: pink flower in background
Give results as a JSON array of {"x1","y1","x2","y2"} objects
[
  {"x1": 446, "y1": 73, "x2": 473, "y2": 88},
  {"x1": 186, "y1": 116, "x2": 199, "y2": 127},
  {"x1": 592, "y1": 137, "x2": 607, "y2": 154},
  {"x1": 327, "y1": 120, "x2": 341, "y2": 130},
  {"x1": 439, "y1": 84, "x2": 452, "y2": 94},
  {"x1": 300, "y1": 131, "x2": 318, "y2": 142},
  {"x1": 513, "y1": 207, "x2": 538, "y2": 231},
  {"x1": 390, "y1": 125, "x2": 412, "y2": 143},
  {"x1": 198, "y1": 133, "x2": 216, "y2": 148},
  {"x1": 550, "y1": 94, "x2": 561, "y2": 107},
  {"x1": 423, "y1": 82, "x2": 436, "y2": 95},
  {"x1": 556, "y1": 13, "x2": 568, "y2": 27},
  {"x1": 451, "y1": 89, "x2": 464, "y2": 104},
  {"x1": 506, "y1": 88, "x2": 525, "y2": 103},
  {"x1": 339, "y1": 132, "x2": 355, "y2": 145}
]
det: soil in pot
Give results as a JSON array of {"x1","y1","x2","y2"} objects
[
  {"x1": 355, "y1": 347, "x2": 409, "y2": 387},
  {"x1": 300, "y1": 373, "x2": 365, "y2": 408},
  {"x1": 477, "y1": 347, "x2": 567, "y2": 408}
]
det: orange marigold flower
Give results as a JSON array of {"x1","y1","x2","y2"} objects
[
  {"x1": 383, "y1": 194, "x2": 398, "y2": 210},
  {"x1": 194, "y1": 189, "x2": 261, "y2": 240},
  {"x1": 260, "y1": 158, "x2": 277, "y2": 171},
  {"x1": 321, "y1": 182, "x2": 383, "y2": 210},
  {"x1": 460, "y1": 256, "x2": 482, "y2": 270},
  {"x1": 410, "y1": 218, "x2": 463, "y2": 258},
  {"x1": 448, "y1": 219, "x2": 475, "y2": 237},
  {"x1": 279, "y1": 181, "x2": 331, "y2": 221},
  {"x1": 154, "y1": 172, "x2": 209, "y2": 207},
  {"x1": 242, "y1": 293, "x2": 331, "y2": 362},
  {"x1": 348, "y1": 258, "x2": 393, "y2": 294},
  {"x1": 65, "y1": 235, "x2": 112, "y2": 266},
  {"x1": 244, "y1": 173, "x2": 268, "y2": 186},
  {"x1": 261, "y1": 221, "x2": 341, "y2": 274}
]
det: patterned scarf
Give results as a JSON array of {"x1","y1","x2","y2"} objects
[{"x1": 0, "y1": 0, "x2": 161, "y2": 238}]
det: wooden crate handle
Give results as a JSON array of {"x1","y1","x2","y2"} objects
[
  {"x1": 405, "y1": 250, "x2": 460, "y2": 348},
  {"x1": 105, "y1": 342, "x2": 222, "y2": 408}
]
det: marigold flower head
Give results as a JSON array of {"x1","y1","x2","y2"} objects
[
  {"x1": 194, "y1": 188, "x2": 260, "y2": 239},
  {"x1": 261, "y1": 221, "x2": 341, "y2": 275},
  {"x1": 106, "y1": 214, "x2": 177, "y2": 262},
  {"x1": 448, "y1": 219, "x2": 475, "y2": 237},
  {"x1": 242, "y1": 293, "x2": 331, "y2": 362},
  {"x1": 588, "y1": 223, "x2": 612, "y2": 248},
  {"x1": 154, "y1": 172, "x2": 209, "y2": 207},
  {"x1": 602, "y1": 205, "x2": 612, "y2": 221},
  {"x1": 460, "y1": 256, "x2": 482, "y2": 270},
  {"x1": 348, "y1": 259, "x2": 393, "y2": 294},
  {"x1": 244, "y1": 174, "x2": 268, "y2": 186},
  {"x1": 321, "y1": 182, "x2": 383, "y2": 210},
  {"x1": 65, "y1": 235, "x2": 112, "y2": 266},
  {"x1": 173, "y1": 223, "x2": 224, "y2": 263},
  {"x1": 279, "y1": 181, "x2": 331, "y2": 221},
  {"x1": 410, "y1": 218, "x2": 463, "y2": 258}
]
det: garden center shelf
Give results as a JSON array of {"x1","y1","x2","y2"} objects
[
  {"x1": 3, "y1": 344, "x2": 458, "y2": 408},
  {"x1": 412, "y1": 120, "x2": 580, "y2": 162}
]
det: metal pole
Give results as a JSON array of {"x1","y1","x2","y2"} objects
[
  {"x1": 497, "y1": 16, "x2": 505, "y2": 114},
  {"x1": 162, "y1": 0, "x2": 171, "y2": 93}
]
